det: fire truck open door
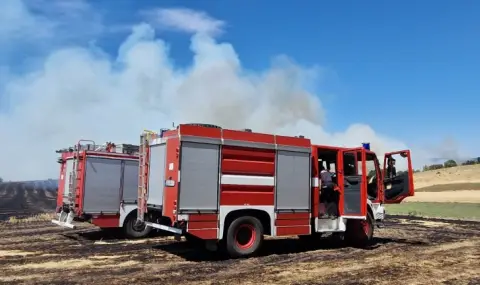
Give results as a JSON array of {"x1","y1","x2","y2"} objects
[
  {"x1": 337, "y1": 147, "x2": 367, "y2": 217},
  {"x1": 383, "y1": 150, "x2": 415, "y2": 204}
]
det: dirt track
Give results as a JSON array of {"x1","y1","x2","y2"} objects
[{"x1": 1, "y1": 216, "x2": 479, "y2": 285}]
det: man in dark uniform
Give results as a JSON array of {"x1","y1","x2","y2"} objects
[{"x1": 386, "y1": 157, "x2": 396, "y2": 178}]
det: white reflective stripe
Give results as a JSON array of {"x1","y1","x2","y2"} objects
[
  {"x1": 312, "y1": 177, "x2": 319, "y2": 187},
  {"x1": 221, "y1": 174, "x2": 274, "y2": 186},
  {"x1": 342, "y1": 215, "x2": 366, "y2": 220},
  {"x1": 150, "y1": 138, "x2": 166, "y2": 145}
]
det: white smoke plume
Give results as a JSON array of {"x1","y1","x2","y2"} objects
[{"x1": 0, "y1": 3, "x2": 447, "y2": 180}]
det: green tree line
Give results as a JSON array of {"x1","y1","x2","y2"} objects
[{"x1": 422, "y1": 157, "x2": 480, "y2": 172}]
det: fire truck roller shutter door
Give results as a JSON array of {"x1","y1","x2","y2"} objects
[
  {"x1": 275, "y1": 150, "x2": 311, "y2": 211},
  {"x1": 83, "y1": 157, "x2": 122, "y2": 214},
  {"x1": 148, "y1": 144, "x2": 167, "y2": 208},
  {"x1": 122, "y1": 159, "x2": 139, "y2": 203},
  {"x1": 178, "y1": 142, "x2": 220, "y2": 212}
]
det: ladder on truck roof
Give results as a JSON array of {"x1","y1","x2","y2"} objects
[{"x1": 137, "y1": 130, "x2": 158, "y2": 224}]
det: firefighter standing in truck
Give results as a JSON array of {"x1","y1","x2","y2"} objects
[
  {"x1": 386, "y1": 157, "x2": 397, "y2": 178},
  {"x1": 320, "y1": 163, "x2": 338, "y2": 216}
]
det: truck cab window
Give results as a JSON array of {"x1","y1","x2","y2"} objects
[{"x1": 343, "y1": 153, "x2": 357, "y2": 176}]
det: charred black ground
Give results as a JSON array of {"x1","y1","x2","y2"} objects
[
  {"x1": 0, "y1": 182, "x2": 57, "y2": 221},
  {"x1": 1, "y1": 216, "x2": 479, "y2": 285}
]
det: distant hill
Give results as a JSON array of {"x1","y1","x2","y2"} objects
[{"x1": 413, "y1": 164, "x2": 480, "y2": 190}]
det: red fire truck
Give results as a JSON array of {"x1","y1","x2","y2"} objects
[
  {"x1": 136, "y1": 124, "x2": 415, "y2": 258},
  {"x1": 51, "y1": 140, "x2": 152, "y2": 238}
]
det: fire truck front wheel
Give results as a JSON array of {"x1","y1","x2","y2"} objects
[
  {"x1": 123, "y1": 214, "x2": 152, "y2": 239},
  {"x1": 225, "y1": 216, "x2": 264, "y2": 258},
  {"x1": 345, "y1": 212, "x2": 374, "y2": 247}
]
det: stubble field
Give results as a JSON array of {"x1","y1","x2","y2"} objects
[
  {"x1": 0, "y1": 215, "x2": 479, "y2": 285},
  {"x1": 408, "y1": 164, "x2": 480, "y2": 203}
]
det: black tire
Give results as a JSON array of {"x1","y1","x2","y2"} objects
[
  {"x1": 123, "y1": 213, "x2": 152, "y2": 239},
  {"x1": 345, "y1": 212, "x2": 374, "y2": 247},
  {"x1": 225, "y1": 216, "x2": 263, "y2": 258}
]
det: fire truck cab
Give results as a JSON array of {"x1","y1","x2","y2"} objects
[
  {"x1": 136, "y1": 124, "x2": 415, "y2": 258},
  {"x1": 52, "y1": 140, "x2": 152, "y2": 239}
]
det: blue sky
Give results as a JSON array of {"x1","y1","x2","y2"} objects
[
  {"x1": 0, "y1": 0, "x2": 478, "y2": 179},
  {"x1": 99, "y1": 0, "x2": 480, "y2": 148}
]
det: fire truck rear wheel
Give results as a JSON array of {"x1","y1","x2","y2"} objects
[
  {"x1": 225, "y1": 216, "x2": 263, "y2": 258},
  {"x1": 124, "y1": 214, "x2": 152, "y2": 239}
]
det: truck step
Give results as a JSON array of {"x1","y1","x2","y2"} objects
[{"x1": 145, "y1": 221, "x2": 183, "y2": 235}]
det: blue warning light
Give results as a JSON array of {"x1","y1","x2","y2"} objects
[{"x1": 362, "y1": 143, "x2": 370, "y2": 150}]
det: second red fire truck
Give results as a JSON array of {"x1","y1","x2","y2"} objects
[
  {"x1": 52, "y1": 140, "x2": 152, "y2": 238},
  {"x1": 136, "y1": 124, "x2": 415, "y2": 258}
]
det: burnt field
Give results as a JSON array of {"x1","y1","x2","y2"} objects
[
  {"x1": 0, "y1": 182, "x2": 57, "y2": 221},
  {"x1": 1, "y1": 216, "x2": 479, "y2": 285}
]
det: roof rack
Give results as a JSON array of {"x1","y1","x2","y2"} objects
[
  {"x1": 181, "y1": 123, "x2": 222, "y2": 129},
  {"x1": 55, "y1": 142, "x2": 139, "y2": 155}
]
